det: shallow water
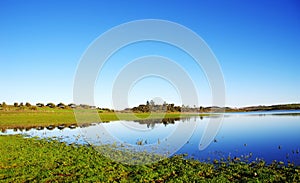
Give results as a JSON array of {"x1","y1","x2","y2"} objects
[{"x1": 1, "y1": 110, "x2": 300, "y2": 164}]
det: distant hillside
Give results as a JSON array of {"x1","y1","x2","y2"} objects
[
  {"x1": 201, "y1": 104, "x2": 300, "y2": 113},
  {"x1": 233, "y1": 103, "x2": 300, "y2": 112},
  {"x1": 127, "y1": 102, "x2": 300, "y2": 113}
]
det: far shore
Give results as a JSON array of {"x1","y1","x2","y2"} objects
[
  {"x1": 0, "y1": 109, "x2": 210, "y2": 129},
  {"x1": 0, "y1": 103, "x2": 299, "y2": 129}
]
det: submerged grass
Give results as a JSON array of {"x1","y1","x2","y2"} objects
[{"x1": 0, "y1": 135, "x2": 299, "y2": 182}]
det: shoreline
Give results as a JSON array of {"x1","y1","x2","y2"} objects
[
  {"x1": 0, "y1": 111, "x2": 209, "y2": 129},
  {"x1": 1, "y1": 108, "x2": 300, "y2": 129},
  {"x1": 1, "y1": 135, "x2": 299, "y2": 182}
]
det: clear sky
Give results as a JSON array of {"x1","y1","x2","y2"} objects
[{"x1": 0, "y1": 0, "x2": 299, "y2": 108}]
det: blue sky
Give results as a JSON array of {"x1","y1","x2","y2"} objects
[{"x1": 0, "y1": 0, "x2": 299, "y2": 108}]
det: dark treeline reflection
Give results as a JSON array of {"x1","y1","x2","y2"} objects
[
  {"x1": 0, "y1": 124, "x2": 79, "y2": 133},
  {"x1": 0, "y1": 116, "x2": 204, "y2": 133},
  {"x1": 134, "y1": 116, "x2": 203, "y2": 128}
]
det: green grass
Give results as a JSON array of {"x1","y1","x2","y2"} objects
[
  {"x1": 0, "y1": 107, "x2": 208, "y2": 129},
  {"x1": 0, "y1": 135, "x2": 299, "y2": 182}
]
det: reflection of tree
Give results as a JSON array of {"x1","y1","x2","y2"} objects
[
  {"x1": 133, "y1": 117, "x2": 196, "y2": 128},
  {"x1": 0, "y1": 124, "x2": 79, "y2": 133},
  {"x1": 0, "y1": 116, "x2": 203, "y2": 134}
]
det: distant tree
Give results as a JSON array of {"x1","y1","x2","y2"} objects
[
  {"x1": 2, "y1": 102, "x2": 7, "y2": 108},
  {"x1": 132, "y1": 104, "x2": 150, "y2": 113},
  {"x1": 46, "y1": 103, "x2": 56, "y2": 108},
  {"x1": 19, "y1": 102, "x2": 24, "y2": 107},
  {"x1": 36, "y1": 103, "x2": 44, "y2": 107},
  {"x1": 146, "y1": 101, "x2": 150, "y2": 106},
  {"x1": 169, "y1": 103, "x2": 175, "y2": 112},
  {"x1": 199, "y1": 106, "x2": 203, "y2": 113},
  {"x1": 150, "y1": 100, "x2": 155, "y2": 106},
  {"x1": 57, "y1": 102, "x2": 66, "y2": 108},
  {"x1": 79, "y1": 104, "x2": 90, "y2": 109},
  {"x1": 14, "y1": 102, "x2": 18, "y2": 107},
  {"x1": 162, "y1": 101, "x2": 168, "y2": 111},
  {"x1": 68, "y1": 103, "x2": 76, "y2": 108},
  {"x1": 25, "y1": 102, "x2": 31, "y2": 107},
  {"x1": 131, "y1": 101, "x2": 185, "y2": 113},
  {"x1": 174, "y1": 106, "x2": 181, "y2": 112}
]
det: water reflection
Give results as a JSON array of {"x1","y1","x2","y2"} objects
[
  {"x1": 1, "y1": 110, "x2": 300, "y2": 165},
  {"x1": 132, "y1": 117, "x2": 198, "y2": 128},
  {"x1": 0, "y1": 116, "x2": 201, "y2": 133},
  {"x1": 0, "y1": 124, "x2": 80, "y2": 133}
]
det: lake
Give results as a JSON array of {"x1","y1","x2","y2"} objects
[{"x1": 1, "y1": 110, "x2": 300, "y2": 165}]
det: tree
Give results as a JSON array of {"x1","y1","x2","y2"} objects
[
  {"x1": 14, "y1": 102, "x2": 18, "y2": 107},
  {"x1": 25, "y1": 102, "x2": 31, "y2": 107},
  {"x1": 46, "y1": 103, "x2": 56, "y2": 108},
  {"x1": 79, "y1": 104, "x2": 90, "y2": 109},
  {"x1": 150, "y1": 100, "x2": 155, "y2": 106},
  {"x1": 36, "y1": 103, "x2": 44, "y2": 107},
  {"x1": 19, "y1": 102, "x2": 24, "y2": 107},
  {"x1": 2, "y1": 102, "x2": 7, "y2": 108},
  {"x1": 68, "y1": 103, "x2": 76, "y2": 108},
  {"x1": 162, "y1": 101, "x2": 168, "y2": 111},
  {"x1": 169, "y1": 103, "x2": 175, "y2": 112},
  {"x1": 199, "y1": 106, "x2": 204, "y2": 113},
  {"x1": 57, "y1": 102, "x2": 66, "y2": 108}
]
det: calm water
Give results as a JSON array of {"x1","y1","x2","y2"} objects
[{"x1": 1, "y1": 111, "x2": 300, "y2": 164}]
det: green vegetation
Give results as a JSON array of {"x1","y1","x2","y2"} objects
[
  {"x1": 0, "y1": 111, "x2": 204, "y2": 130},
  {"x1": 132, "y1": 100, "x2": 184, "y2": 113},
  {"x1": 0, "y1": 135, "x2": 299, "y2": 182},
  {"x1": 0, "y1": 104, "x2": 204, "y2": 129},
  {"x1": 1, "y1": 101, "x2": 299, "y2": 130},
  {"x1": 1, "y1": 102, "x2": 300, "y2": 181}
]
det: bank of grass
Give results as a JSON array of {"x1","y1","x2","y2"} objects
[
  {"x1": 0, "y1": 135, "x2": 299, "y2": 182},
  {"x1": 0, "y1": 107, "x2": 208, "y2": 129}
]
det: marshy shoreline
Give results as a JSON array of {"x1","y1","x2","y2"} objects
[{"x1": 1, "y1": 135, "x2": 299, "y2": 182}]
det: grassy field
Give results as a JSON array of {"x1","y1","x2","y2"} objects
[
  {"x1": 0, "y1": 107, "x2": 207, "y2": 129},
  {"x1": 0, "y1": 135, "x2": 299, "y2": 182}
]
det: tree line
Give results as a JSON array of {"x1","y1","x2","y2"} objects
[
  {"x1": 0, "y1": 102, "x2": 101, "y2": 110},
  {"x1": 131, "y1": 100, "x2": 201, "y2": 113},
  {"x1": 2, "y1": 101, "x2": 299, "y2": 113}
]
